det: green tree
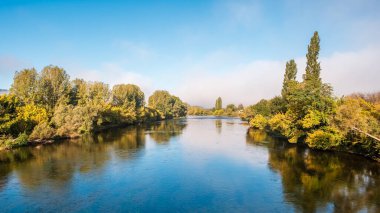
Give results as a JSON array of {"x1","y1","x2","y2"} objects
[
  {"x1": 112, "y1": 84, "x2": 144, "y2": 110},
  {"x1": 37, "y1": 65, "x2": 71, "y2": 111},
  {"x1": 215, "y1": 97, "x2": 222, "y2": 110},
  {"x1": 251, "y1": 99, "x2": 271, "y2": 117},
  {"x1": 282, "y1": 59, "x2": 298, "y2": 98},
  {"x1": 0, "y1": 95, "x2": 20, "y2": 136},
  {"x1": 226, "y1": 104, "x2": 236, "y2": 111},
  {"x1": 10, "y1": 68, "x2": 38, "y2": 104},
  {"x1": 148, "y1": 90, "x2": 174, "y2": 118},
  {"x1": 172, "y1": 96, "x2": 187, "y2": 117},
  {"x1": 148, "y1": 90, "x2": 187, "y2": 119},
  {"x1": 88, "y1": 82, "x2": 110, "y2": 106},
  {"x1": 70, "y1": 78, "x2": 88, "y2": 105},
  {"x1": 303, "y1": 31, "x2": 321, "y2": 88}
]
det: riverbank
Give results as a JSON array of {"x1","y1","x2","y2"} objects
[
  {"x1": 0, "y1": 117, "x2": 184, "y2": 151},
  {"x1": 1, "y1": 68, "x2": 189, "y2": 150},
  {"x1": 253, "y1": 128, "x2": 380, "y2": 162}
]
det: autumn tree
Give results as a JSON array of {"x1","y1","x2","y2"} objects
[
  {"x1": 10, "y1": 68, "x2": 38, "y2": 104},
  {"x1": 148, "y1": 90, "x2": 187, "y2": 119},
  {"x1": 88, "y1": 82, "x2": 110, "y2": 106},
  {"x1": 37, "y1": 65, "x2": 71, "y2": 111},
  {"x1": 112, "y1": 84, "x2": 144, "y2": 110},
  {"x1": 226, "y1": 104, "x2": 236, "y2": 111},
  {"x1": 70, "y1": 78, "x2": 88, "y2": 105}
]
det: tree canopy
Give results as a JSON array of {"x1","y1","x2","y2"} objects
[
  {"x1": 148, "y1": 90, "x2": 187, "y2": 119},
  {"x1": 1, "y1": 66, "x2": 187, "y2": 149}
]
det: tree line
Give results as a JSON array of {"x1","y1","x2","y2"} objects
[
  {"x1": 0, "y1": 66, "x2": 187, "y2": 149},
  {"x1": 242, "y1": 31, "x2": 380, "y2": 161},
  {"x1": 187, "y1": 97, "x2": 244, "y2": 117}
]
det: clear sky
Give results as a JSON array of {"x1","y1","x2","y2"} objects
[{"x1": 1, "y1": 0, "x2": 379, "y2": 107}]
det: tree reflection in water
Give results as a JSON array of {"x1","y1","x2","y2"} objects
[
  {"x1": 146, "y1": 119, "x2": 187, "y2": 144},
  {"x1": 246, "y1": 128, "x2": 380, "y2": 213},
  {"x1": 0, "y1": 120, "x2": 187, "y2": 191},
  {"x1": 215, "y1": 119, "x2": 222, "y2": 134}
]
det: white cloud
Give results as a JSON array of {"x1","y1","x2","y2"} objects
[
  {"x1": 321, "y1": 46, "x2": 380, "y2": 95},
  {"x1": 177, "y1": 45, "x2": 380, "y2": 107},
  {"x1": 177, "y1": 60, "x2": 284, "y2": 107}
]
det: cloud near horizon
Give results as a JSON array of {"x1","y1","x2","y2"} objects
[{"x1": 177, "y1": 45, "x2": 380, "y2": 108}]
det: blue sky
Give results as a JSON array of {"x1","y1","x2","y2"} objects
[{"x1": 1, "y1": 0, "x2": 379, "y2": 107}]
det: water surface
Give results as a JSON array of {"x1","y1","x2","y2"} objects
[{"x1": 0, "y1": 117, "x2": 379, "y2": 212}]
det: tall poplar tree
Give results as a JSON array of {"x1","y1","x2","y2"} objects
[
  {"x1": 303, "y1": 31, "x2": 322, "y2": 88},
  {"x1": 215, "y1": 97, "x2": 222, "y2": 110},
  {"x1": 282, "y1": 59, "x2": 297, "y2": 97}
]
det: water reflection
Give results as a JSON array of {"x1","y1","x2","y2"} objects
[
  {"x1": 246, "y1": 129, "x2": 380, "y2": 213},
  {"x1": 0, "y1": 120, "x2": 187, "y2": 192},
  {"x1": 0, "y1": 118, "x2": 378, "y2": 212},
  {"x1": 215, "y1": 119, "x2": 222, "y2": 134},
  {"x1": 146, "y1": 119, "x2": 187, "y2": 143}
]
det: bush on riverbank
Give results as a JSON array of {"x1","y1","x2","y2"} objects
[
  {"x1": 242, "y1": 31, "x2": 380, "y2": 160},
  {"x1": 0, "y1": 66, "x2": 187, "y2": 149}
]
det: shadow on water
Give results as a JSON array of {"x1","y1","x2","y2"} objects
[
  {"x1": 0, "y1": 119, "x2": 187, "y2": 191},
  {"x1": 246, "y1": 128, "x2": 380, "y2": 213},
  {"x1": 145, "y1": 118, "x2": 187, "y2": 144}
]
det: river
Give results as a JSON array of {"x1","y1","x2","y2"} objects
[{"x1": 0, "y1": 117, "x2": 379, "y2": 212}]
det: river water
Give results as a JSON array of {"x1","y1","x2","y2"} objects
[{"x1": 0, "y1": 117, "x2": 379, "y2": 212}]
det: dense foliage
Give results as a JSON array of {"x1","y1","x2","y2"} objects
[
  {"x1": 243, "y1": 31, "x2": 380, "y2": 160},
  {"x1": 0, "y1": 66, "x2": 187, "y2": 149},
  {"x1": 148, "y1": 90, "x2": 187, "y2": 119}
]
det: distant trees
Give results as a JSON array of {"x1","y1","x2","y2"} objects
[
  {"x1": 188, "y1": 97, "x2": 243, "y2": 117},
  {"x1": 187, "y1": 99, "x2": 242, "y2": 117},
  {"x1": 187, "y1": 106, "x2": 212, "y2": 116},
  {"x1": 1, "y1": 66, "x2": 187, "y2": 149},
  {"x1": 215, "y1": 97, "x2": 222, "y2": 110}
]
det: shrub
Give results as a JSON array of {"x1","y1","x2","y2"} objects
[
  {"x1": 268, "y1": 113, "x2": 292, "y2": 137},
  {"x1": 29, "y1": 122, "x2": 56, "y2": 140},
  {"x1": 249, "y1": 114, "x2": 268, "y2": 130},
  {"x1": 213, "y1": 109, "x2": 225, "y2": 116},
  {"x1": 305, "y1": 128, "x2": 342, "y2": 150},
  {"x1": 300, "y1": 109, "x2": 328, "y2": 129},
  {"x1": 5, "y1": 132, "x2": 29, "y2": 149}
]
